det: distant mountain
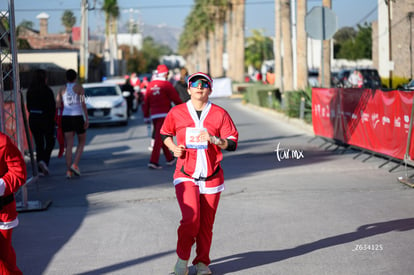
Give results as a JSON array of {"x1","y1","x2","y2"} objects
[
  {"x1": 142, "y1": 24, "x2": 182, "y2": 53},
  {"x1": 114, "y1": 23, "x2": 182, "y2": 53}
]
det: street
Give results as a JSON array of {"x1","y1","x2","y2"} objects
[{"x1": 14, "y1": 97, "x2": 414, "y2": 275}]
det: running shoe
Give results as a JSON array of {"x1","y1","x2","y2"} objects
[
  {"x1": 147, "y1": 163, "x2": 162, "y2": 169},
  {"x1": 166, "y1": 158, "x2": 177, "y2": 166},
  {"x1": 174, "y1": 258, "x2": 188, "y2": 275},
  {"x1": 66, "y1": 170, "x2": 73, "y2": 179},
  {"x1": 38, "y1": 161, "x2": 49, "y2": 176},
  {"x1": 70, "y1": 164, "x2": 81, "y2": 176},
  {"x1": 195, "y1": 262, "x2": 212, "y2": 275}
]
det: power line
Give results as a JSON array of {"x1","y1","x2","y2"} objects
[
  {"x1": 15, "y1": 1, "x2": 278, "y2": 13},
  {"x1": 355, "y1": 4, "x2": 378, "y2": 26}
]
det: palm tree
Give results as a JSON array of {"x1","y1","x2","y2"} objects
[
  {"x1": 208, "y1": 0, "x2": 227, "y2": 77},
  {"x1": 102, "y1": 0, "x2": 120, "y2": 76},
  {"x1": 228, "y1": 0, "x2": 245, "y2": 82},
  {"x1": 16, "y1": 20, "x2": 34, "y2": 49},
  {"x1": 178, "y1": 0, "x2": 208, "y2": 72},
  {"x1": 245, "y1": 29, "x2": 273, "y2": 71},
  {"x1": 281, "y1": 0, "x2": 293, "y2": 91},
  {"x1": 61, "y1": 10, "x2": 76, "y2": 34},
  {"x1": 296, "y1": 0, "x2": 308, "y2": 89},
  {"x1": 322, "y1": 0, "x2": 332, "y2": 87},
  {"x1": 178, "y1": 0, "x2": 243, "y2": 80},
  {"x1": 274, "y1": 0, "x2": 282, "y2": 88}
]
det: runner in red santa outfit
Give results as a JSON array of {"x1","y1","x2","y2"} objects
[
  {"x1": 0, "y1": 132, "x2": 27, "y2": 275},
  {"x1": 143, "y1": 64, "x2": 183, "y2": 169},
  {"x1": 161, "y1": 72, "x2": 238, "y2": 275}
]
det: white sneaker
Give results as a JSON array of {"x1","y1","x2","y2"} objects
[
  {"x1": 195, "y1": 262, "x2": 212, "y2": 275},
  {"x1": 174, "y1": 258, "x2": 188, "y2": 275}
]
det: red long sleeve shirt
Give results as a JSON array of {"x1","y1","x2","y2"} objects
[{"x1": 142, "y1": 78, "x2": 182, "y2": 120}]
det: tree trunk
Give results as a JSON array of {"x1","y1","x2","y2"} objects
[
  {"x1": 227, "y1": 0, "x2": 245, "y2": 82},
  {"x1": 231, "y1": 0, "x2": 245, "y2": 82},
  {"x1": 274, "y1": 0, "x2": 282, "y2": 89},
  {"x1": 226, "y1": 2, "x2": 235, "y2": 80},
  {"x1": 296, "y1": 0, "x2": 308, "y2": 89},
  {"x1": 198, "y1": 35, "x2": 208, "y2": 73},
  {"x1": 281, "y1": 0, "x2": 293, "y2": 91},
  {"x1": 215, "y1": 20, "x2": 225, "y2": 77},
  {"x1": 322, "y1": 0, "x2": 332, "y2": 87},
  {"x1": 209, "y1": 29, "x2": 217, "y2": 76}
]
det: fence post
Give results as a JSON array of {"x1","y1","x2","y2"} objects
[
  {"x1": 299, "y1": 96, "x2": 305, "y2": 120},
  {"x1": 267, "y1": 91, "x2": 273, "y2": 109}
]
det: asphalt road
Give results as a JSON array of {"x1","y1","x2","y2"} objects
[{"x1": 13, "y1": 97, "x2": 414, "y2": 275}]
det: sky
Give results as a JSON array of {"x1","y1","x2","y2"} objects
[{"x1": 4, "y1": 0, "x2": 378, "y2": 37}]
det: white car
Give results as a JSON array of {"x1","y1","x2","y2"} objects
[
  {"x1": 103, "y1": 77, "x2": 139, "y2": 114},
  {"x1": 83, "y1": 82, "x2": 128, "y2": 126}
]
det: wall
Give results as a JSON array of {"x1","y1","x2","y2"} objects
[{"x1": 18, "y1": 50, "x2": 78, "y2": 71}]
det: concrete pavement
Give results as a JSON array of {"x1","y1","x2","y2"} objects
[{"x1": 13, "y1": 97, "x2": 414, "y2": 275}]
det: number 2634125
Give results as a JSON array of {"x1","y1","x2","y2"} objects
[{"x1": 352, "y1": 244, "x2": 383, "y2": 251}]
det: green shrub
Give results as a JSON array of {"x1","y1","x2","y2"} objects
[{"x1": 242, "y1": 84, "x2": 312, "y2": 123}]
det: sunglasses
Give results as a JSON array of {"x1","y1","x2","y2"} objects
[{"x1": 189, "y1": 80, "x2": 210, "y2": 89}]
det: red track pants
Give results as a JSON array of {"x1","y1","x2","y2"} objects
[
  {"x1": 0, "y1": 229, "x2": 22, "y2": 275},
  {"x1": 150, "y1": 118, "x2": 173, "y2": 165},
  {"x1": 175, "y1": 180, "x2": 221, "y2": 266}
]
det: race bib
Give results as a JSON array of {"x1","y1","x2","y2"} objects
[{"x1": 185, "y1": 127, "x2": 208, "y2": 149}]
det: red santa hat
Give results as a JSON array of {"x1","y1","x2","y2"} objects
[{"x1": 156, "y1": 64, "x2": 169, "y2": 76}]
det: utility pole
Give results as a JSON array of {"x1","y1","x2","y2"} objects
[
  {"x1": 129, "y1": 8, "x2": 134, "y2": 55},
  {"x1": 386, "y1": 0, "x2": 393, "y2": 89},
  {"x1": 80, "y1": 0, "x2": 88, "y2": 82},
  {"x1": 322, "y1": 0, "x2": 332, "y2": 88},
  {"x1": 408, "y1": 12, "x2": 413, "y2": 80}
]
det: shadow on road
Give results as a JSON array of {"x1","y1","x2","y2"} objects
[{"x1": 209, "y1": 218, "x2": 414, "y2": 274}]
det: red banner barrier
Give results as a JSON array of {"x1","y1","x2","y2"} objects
[{"x1": 312, "y1": 88, "x2": 414, "y2": 160}]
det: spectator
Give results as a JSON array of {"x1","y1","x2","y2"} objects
[
  {"x1": 266, "y1": 68, "x2": 275, "y2": 85},
  {"x1": 174, "y1": 67, "x2": 190, "y2": 102},
  {"x1": 26, "y1": 69, "x2": 56, "y2": 176},
  {"x1": 56, "y1": 69, "x2": 89, "y2": 179},
  {"x1": 348, "y1": 70, "x2": 363, "y2": 88},
  {"x1": 129, "y1": 72, "x2": 141, "y2": 89},
  {"x1": 161, "y1": 72, "x2": 238, "y2": 275},
  {"x1": 143, "y1": 64, "x2": 183, "y2": 169},
  {"x1": 0, "y1": 132, "x2": 27, "y2": 275},
  {"x1": 138, "y1": 77, "x2": 149, "y2": 109},
  {"x1": 121, "y1": 76, "x2": 135, "y2": 117},
  {"x1": 255, "y1": 71, "x2": 262, "y2": 82}
]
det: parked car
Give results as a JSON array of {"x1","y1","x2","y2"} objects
[
  {"x1": 330, "y1": 71, "x2": 339, "y2": 87},
  {"x1": 359, "y1": 68, "x2": 382, "y2": 89},
  {"x1": 308, "y1": 69, "x2": 319, "y2": 87},
  {"x1": 83, "y1": 82, "x2": 128, "y2": 126},
  {"x1": 335, "y1": 68, "x2": 382, "y2": 89},
  {"x1": 401, "y1": 79, "x2": 414, "y2": 90},
  {"x1": 334, "y1": 69, "x2": 352, "y2": 87}
]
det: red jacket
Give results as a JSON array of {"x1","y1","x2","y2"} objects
[
  {"x1": 143, "y1": 78, "x2": 182, "y2": 120},
  {"x1": 0, "y1": 132, "x2": 27, "y2": 225},
  {"x1": 161, "y1": 101, "x2": 238, "y2": 192}
]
